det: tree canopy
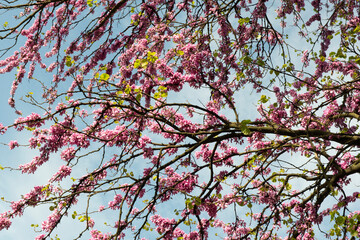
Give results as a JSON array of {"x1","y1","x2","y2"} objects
[{"x1": 0, "y1": 0, "x2": 360, "y2": 239}]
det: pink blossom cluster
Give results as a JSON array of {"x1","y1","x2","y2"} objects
[
  {"x1": 301, "y1": 50, "x2": 310, "y2": 67},
  {"x1": 73, "y1": 169, "x2": 108, "y2": 193},
  {"x1": 14, "y1": 113, "x2": 44, "y2": 131},
  {"x1": 60, "y1": 147, "x2": 76, "y2": 161},
  {"x1": 0, "y1": 213, "x2": 11, "y2": 231},
  {"x1": 159, "y1": 167, "x2": 198, "y2": 201},
  {"x1": 198, "y1": 199, "x2": 218, "y2": 218},
  {"x1": 41, "y1": 209, "x2": 61, "y2": 232},
  {"x1": 338, "y1": 152, "x2": 357, "y2": 170},
  {"x1": 49, "y1": 165, "x2": 72, "y2": 182},
  {"x1": 0, "y1": 123, "x2": 7, "y2": 134},
  {"x1": 90, "y1": 230, "x2": 111, "y2": 240},
  {"x1": 8, "y1": 140, "x2": 19, "y2": 150},
  {"x1": 108, "y1": 194, "x2": 123, "y2": 210},
  {"x1": 150, "y1": 215, "x2": 181, "y2": 239},
  {"x1": 210, "y1": 218, "x2": 250, "y2": 240}
]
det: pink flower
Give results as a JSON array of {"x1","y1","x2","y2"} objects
[
  {"x1": 301, "y1": 50, "x2": 310, "y2": 67},
  {"x1": 8, "y1": 97, "x2": 15, "y2": 108},
  {"x1": 98, "y1": 205, "x2": 105, "y2": 212},
  {"x1": 60, "y1": 147, "x2": 76, "y2": 161},
  {"x1": 35, "y1": 234, "x2": 46, "y2": 240},
  {"x1": 14, "y1": 112, "x2": 44, "y2": 131},
  {"x1": 8, "y1": 140, "x2": 19, "y2": 150},
  {"x1": 88, "y1": 218, "x2": 95, "y2": 228},
  {"x1": 50, "y1": 165, "x2": 72, "y2": 182},
  {"x1": 42, "y1": 210, "x2": 61, "y2": 232},
  {"x1": 0, "y1": 123, "x2": 7, "y2": 134},
  {"x1": 0, "y1": 214, "x2": 11, "y2": 231},
  {"x1": 108, "y1": 194, "x2": 123, "y2": 210},
  {"x1": 90, "y1": 230, "x2": 111, "y2": 240}
]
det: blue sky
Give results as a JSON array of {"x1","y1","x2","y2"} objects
[{"x1": 0, "y1": 1, "x2": 360, "y2": 240}]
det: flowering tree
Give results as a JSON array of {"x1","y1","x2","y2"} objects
[{"x1": 0, "y1": 0, "x2": 360, "y2": 239}]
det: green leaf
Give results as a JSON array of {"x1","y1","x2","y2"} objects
[
  {"x1": 99, "y1": 66, "x2": 107, "y2": 71},
  {"x1": 134, "y1": 59, "x2": 148, "y2": 69},
  {"x1": 241, "y1": 119, "x2": 251, "y2": 125},
  {"x1": 259, "y1": 95, "x2": 269, "y2": 103},
  {"x1": 243, "y1": 56, "x2": 252, "y2": 64},
  {"x1": 238, "y1": 17, "x2": 250, "y2": 26},
  {"x1": 335, "y1": 226, "x2": 341, "y2": 236},
  {"x1": 147, "y1": 51, "x2": 158, "y2": 63},
  {"x1": 100, "y1": 73, "x2": 110, "y2": 81},
  {"x1": 65, "y1": 56, "x2": 73, "y2": 67},
  {"x1": 177, "y1": 50, "x2": 184, "y2": 56},
  {"x1": 87, "y1": 0, "x2": 93, "y2": 7},
  {"x1": 335, "y1": 48, "x2": 346, "y2": 58},
  {"x1": 25, "y1": 126, "x2": 36, "y2": 131},
  {"x1": 134, "y1": 59, "x2": 141, "y2": 69},
  {"x1": 239, "y1": 121, "x2": 251, "y2": 135},
  {"x1": 185, "y1": 199, "x2": 193, "y2": 209},
  {"x1": 354, "y1": 25, "x2": 360, "y2": 33},
  {"x1": 154, "y1": 92, "x2": 161, "y2": 99},
  {"x1": 335, "y1": 216, "x2": 346, "y2": 225},
  {"x1": 125, "y1": 85, "x2": 131, "y2": 94},
  {"x1": 136, "y1": 93, "x2": 142, "y2": 102},
  {"x1": 194, "y1": 197, "x2": 202, "y2": 206},
  {"x1": 159, "y1": 86, "x2": 167, "y2": 91},
  {"x1": 257, "y1": 58, "x2": 265, "y2": 66}
]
